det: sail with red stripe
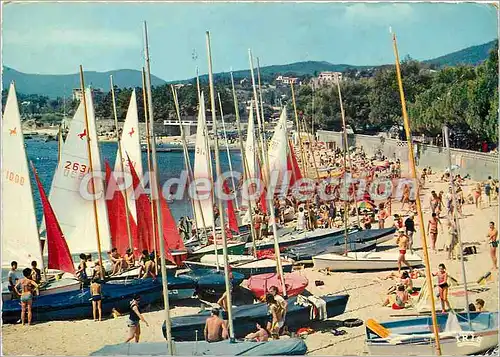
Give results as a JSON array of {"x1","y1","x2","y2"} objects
[
  {"x1": 31, "y1": 163, "x2": 75, "y2": 275},
  {"x1": 104, "y1": 161, "x2": 138, "y2": 255},
  {"x1": 288, "y1": 140, "x2": 303, "y2": 187},
  {"x1": 127, "y1": 155, "x2": 152, "y2": 255},
  {"x1": 257, "y1": 158, "x2": 267, "y2": 214},
  {"x1": 223, "y1": 180, "x2": 239, "y2": 234}
]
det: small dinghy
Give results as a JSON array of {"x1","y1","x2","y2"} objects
[
  {"x1": 313, "y1": 251, "x2": 423, "y2": 271},
  {"x1": 247, "y1": 272, "x2": 309, "y2": 300},
  {"x1": 91, "y1": 338, "x2": 308, "y2": 356},
  {"x1": 365, "y1": 312, "x2": 498, "y2": 355}
]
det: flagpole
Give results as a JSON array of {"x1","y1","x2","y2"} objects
[
  {"x1": 144, "y1": 21, "x2": 174, "y2": 355},
  {"x1": 392, "y1": 30, "x2": 441, "y2": 355},
  {"x1": 206, "y1": 30, "x2": 235, "y2": 341}
]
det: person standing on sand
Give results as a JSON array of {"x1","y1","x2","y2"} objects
[
  {"x1": 90, "y1": 278, "x2": 102, "y2": 321},
  {"x1": 404, "y1": 213, "x2": 416, "y2": 253},
  {"x1": 486, "y1": 221, "x2": 498, "y2": 270},
  {"x1": 14, "y1": 268, "x2": 39, "y2": 326},
  {"x1": 125, "y1": 295, "x2": 149, "y2": 343},
  {"x1": 396, "y1": 229, "x2": 412, "y2": 273},
  {"x1": 432, "y1": 263, "x2": 450, "y2": 313},
  {"x1": 8, "y1": 261, "x2": 20, "y2": 299},
  {"x1": 473, "y1": 183, "x2": 482, "y2": 209},
  {"x1": 378, "y1": 203, "x2": 387, "y2": 229},
  {"x1": 427, "y1": 213, "x2": 443, "y2": 253}
]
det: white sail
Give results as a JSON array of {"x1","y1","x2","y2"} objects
[
  {"x1": 1, "y1": 83, "x2": 43, "y2": 268},
  {"x1": 244, "y1": 103, "x2": 258, "y2": 180},
  {"x1": 193, "y1": 93, "x2": 214, "y2": 229},
  {"x1": 114, "y1": 90, "x2": 142, "y2": 222},
  {"x1": 267, "y1": 107, "x2": 289, "y2": 186},
  {"x1": 49, "y1": 89, "x2": 111, "y2": 254}
]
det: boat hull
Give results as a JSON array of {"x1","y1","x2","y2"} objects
[
  {"x1": 91, "y1": 338, "x2": 308, "y2": 356},
  {"x1": 2, "y1": 278, "x2": 81, "y2": 302},
  {"x1": 184, "y1": 259, "x2": 294, "y2": 279},
  {"x1": 286, "y1": 227, "x2": 396, "y2": 261},
  {"x1": 191, "y1": 242, "x2": 246, "y2": 257},
  {"x1": 313, "y1": 251, "x2": 423, "y2": 271},
  {"x1": 365, "y1": 312, "x2": 499, "y2": 356},
  {"x1": 2, "y1": 277, "x2": 195, "y2": 323},
  {"x1": 165, "y1": 294, "x2": 349, "y2": 341}
]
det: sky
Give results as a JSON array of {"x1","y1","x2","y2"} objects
[{"x1": 2, "y1": 2, "x2": 498, "y2": 81}]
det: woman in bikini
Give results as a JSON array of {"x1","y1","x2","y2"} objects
[
  {"x1": 14, "y1": 268, "x2": 39, "y2": 325},
  {"x1": 125, "y1": 295, "x2": 149, "y2": 343},
  {"x1": 427, "y1": 213, "x2": 443, "y2": 253},
  {"x1": 429, "y1": 191, "x2": 439, "y2": 215},
  {"x1": 266, "y1": 294, "x2": 284, "y2": 339},
  {"x1": 432, "y1": 263, "x2": 450, "y2": 313},
  {"x1": 377, "y1": 203, "x2": 387, "y2": 229},
  {"x1": 245, "y1": 321, "x2": 270, "y2": 342},
  {"x1": 401, "y1": 185, "x2": 410, "y2": 211}
]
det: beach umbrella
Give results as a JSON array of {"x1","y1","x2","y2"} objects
[{"x1": 358, "y1": 201, "x2": 374, "y2": 211}]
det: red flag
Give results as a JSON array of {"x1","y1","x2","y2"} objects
[
  {"x1": 31, "y1": 163, "x2": 75, "y2": 275},
  {"x1": 104, "y1": 161, "x2": 139, "y2": 256},
  {"x1": 288, "y1": 140, "x2": 303, "y2": 183},
  {"x1": 223, "y1": 180, "x2": 239, "y2": 234}
]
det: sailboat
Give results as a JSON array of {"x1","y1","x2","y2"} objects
[
  {"x1": 1, "y1": 83, "x2": 80, "y2": 301},
  {"x1": 48, "y1": 88, "x2": 112, "y2": 257}
]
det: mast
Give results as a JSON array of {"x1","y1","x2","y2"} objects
[
  {"x1": 206, "y1": 31, "x2": 235, "y2": 341},
  {"x1": 141, "y1": 68, "x2": 159, "y2": 272},
  {"x1": 290, "y1": 83, "x2": 308, "y2": 178},
  {"x1": 110, "y1": 75, "x2": 134, "y2": 251},
  {"x1": 57, "y1": 125, "x2": 63, "y2": 164},
  {"x1": 144, "y1": 21, "x2": 174, "y2": 355},
  {"x1": 392, "y1": 30, "x2": 441, "y2": 355},
  {"x1": 335, "y1": 74, "x2": 361, "y2": 230},
  {"x1": 78, "y1": 66, "x2": 104, "y2": 278},
  {"x1": 249, "y1": 50, "x2": 287, "y2": 296},
  {"x1": 443, "y1": 125, "x2": 471, "y2": 328},
  {"x1": 218, "y1": 92, "x2": 240, "y2": 211},
  {"x1": 230, "y1": 71, "x2": 258, "y2": 257},
  {"x1": 171, "y1": 85, "x2": 210, "y2": 246}
]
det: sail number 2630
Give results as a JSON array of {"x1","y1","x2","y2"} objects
[{"x1": 5, "y1": 170, "x2": 25, "y2": 186}]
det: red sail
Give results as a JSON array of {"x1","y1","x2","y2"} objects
[
  {"x1": 127, "y1": 156, "x2": 152, "y2": 256},
  {"x1": 160, "y1": 193, "x2": 185, "y2": 265},
  {"x1": 31, "y1": 163, "x2": 75, "y2": 275},
  {"x1": 223, "y1": 180, "x2": 239, "y2": 234},
  {"x1": 104, "y1": 161, "x2": 138, "y2": 256},
  {"x1": 257, "y1": 158, "x2": 267, "y2": 214},
  {"x1": 288, "y1": 140, "x2": 303, "y2": 183}
]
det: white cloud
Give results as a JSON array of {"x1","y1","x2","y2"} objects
[
  {"x1": 4, "y1": 28, "x2": 141, "y2": 49},
  {"x1": 343, "y1": 3, "x2": 416, "y2": 25}
]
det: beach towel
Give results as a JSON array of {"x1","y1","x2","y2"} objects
[{"x1": 308, "y1": 296, "x2": 327, "y2": 320}]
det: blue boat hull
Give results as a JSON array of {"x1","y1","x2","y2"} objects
[
  {"x1": 181, "y1": 270, "x2": 245, "y2": 299},
  {"x1": 163, "y1": 294, "x2": 349, "y2": 341},
  {"x1": 285, "y1": 227, "x2": 396, "y2": 261},
  {"x1": 91, "y1": 338, "x2": 307, "y2": 356},
  {"x1": 2, "y1": 277, "x2": 196, "y2": 323}
]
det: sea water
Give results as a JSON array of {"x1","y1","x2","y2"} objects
[{"x1": 2, "y1": 138, "x2": 243, "y2": 275}]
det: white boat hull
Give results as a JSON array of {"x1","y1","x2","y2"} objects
[
  {"x1": 2, "y1": 278, "x2": 80, "y2": 301},
  {"x1": 367, "y1": 330, "x2": 498, "y2": 355},
  {"x1": 313, "y1": 251, "x2": 423, "y2": 271}
]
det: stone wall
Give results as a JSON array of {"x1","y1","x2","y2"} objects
[{"x1": 316, "y1": 130, "x2": 498, "y2": 181}]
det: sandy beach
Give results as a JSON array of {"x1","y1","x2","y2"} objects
[{"x1": 2, "y1": 170, "x2": 498, "y2": 356}]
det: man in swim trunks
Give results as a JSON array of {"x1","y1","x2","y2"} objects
[
  {"x1": 268, "y1": 285, "x2": 287, "y2": 329},
  {"x1": 486, "y1": 221, "x2": 498, "y2": 270},
  {"x1": 204, "y1": 308, "x2": 227, "y2": 343},
  {"x1": 90, "y1": 278, "x2": 102, "y2": 321},
  {"x1": 396, "y1": 228, "x2": 412, "y2": 274}
]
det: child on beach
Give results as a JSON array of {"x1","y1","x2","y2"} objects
[
  {"x1": 432, "y1": 263, "x2": 450, "y2": 313},
  {"x1": 382, "y1": 284, "x2": 409, "y2": 308},
  {"x1": 90, "y1": 278, "x2": 102, "y2": 321},
  {"x1": 125, "y1": 295, "x2": 149, "y2": 343}
]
